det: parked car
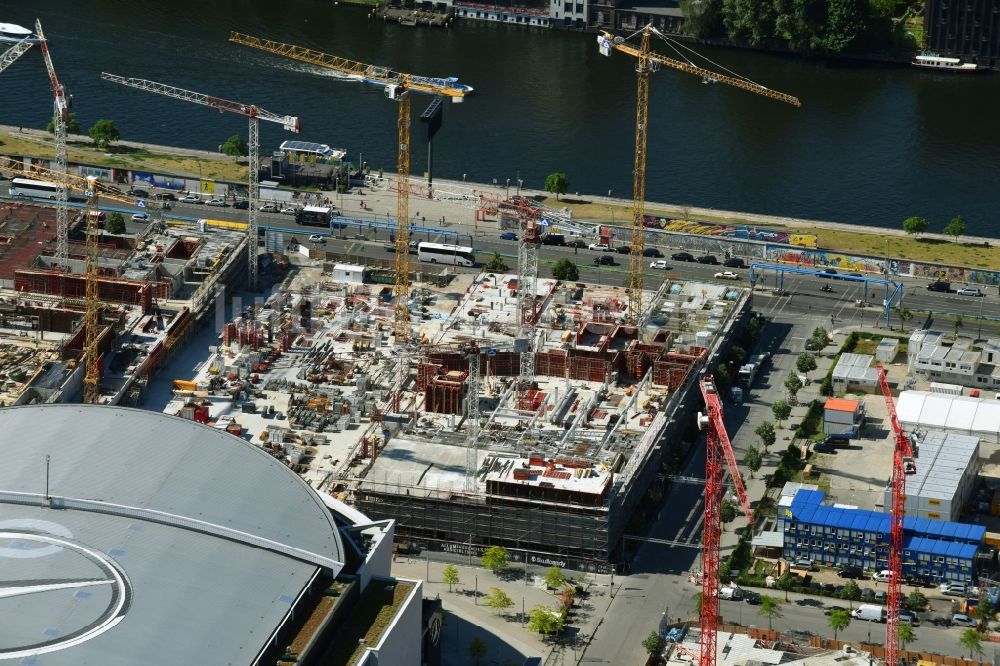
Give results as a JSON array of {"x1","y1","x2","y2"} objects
[
  {"x1": 130, "y1": 188, "x2": 149, "y2": 198},
  {"x1": 838, "y1": 566, "x2": 863, "y2": 580},
  {"x1": 154, "y1": 192, "x2": 178, "y2": 202},
  {"x1": 649, "y1": 260, "x2": 670, "y2": 270},
  {"x1": 279, "y1": 206, "x2": 298, "y2": 215},
  {"x1": 259, "y1": 203, "x2": 279, "y2": 213},
  {"x1": 696, "y1": 255, "x2": 719, "y2": 265},
  {"x1": 927, "y1": 281, "x2": 951, "y2": 292},
  {"x1": 719, "y1": 586, "x2": 743, "y2": 601},
  {"x1": 615, "y1": 245, "x2": 631, "y2": 255},
  {"x1": 206, "y1": 198, "x2": 228, "y2": 207},
  {"x1": 872, "y1": 570, "x2": 894, "y2": 583},
  {"x1": 899, "y1": 609, "x2": 920, "y2": 626},
  {"x1": 874, "y1": 590, "x2": 886, "y2": 603},
  {"x1": 541, "y1": 234, "x2": 566, "y2": 246},
  {"x1": 131, "y1": 212, "x2": 150, "y2": 223},
  {"x1": 233, "y1": 200, "x2": 249, "y2": 210},
  {"x1": 952, "y1": 613, "x2": 977, "y2": 627},
  {"x1": 941, "y1": 582, "x2": 969, "y2": 596},
  {"x1": 671, "y1": 251, "x2": 695, "y2": 262},
  {"x1": 743, "y1": 591, "x2": 761, "y2": 605},
  {"x1": 714, "y1": 271, "x2": 740, "y2": 280},
  {"x1": 588, "y1": 243, "x2": 613, "y2": 252},
  {"x1": 643, "y1": 247, "x2": 663, "y2": 258},
  {"x1": 567, "y1": 239, "x2": 588, "y2": 249},
  {"x1": 499, "y1": 231, "x2": 518, "y2": 241},
  {"x1": 820, "y1": 268, "x2": 838, "y2": 277},
  {"x1": 724, "y1": 257, "x2": 745, "y2": 268},
  {"x1": 958, "y1": 286, "x2": 984, "y2": 297},
  {"x1": 179, "y1": 193, "x2": 201, "y2": 203},
  {"x1": 593, "y1": 256, "x2": 616, "y2": 266},
  {"x1": 308, "y1": 234, "x2": 325, "y2": 243},
  {"x1": 930, "y1": 616, "x2": 951, "y2": 627}
]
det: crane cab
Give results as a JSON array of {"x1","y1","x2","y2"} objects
[{"x1": 903, "y1": 457, "x2": 917, "y2": 475}]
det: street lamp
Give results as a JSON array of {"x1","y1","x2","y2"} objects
[{"x1": 505, "y1": 177, "x2": 510, "y2": 200}]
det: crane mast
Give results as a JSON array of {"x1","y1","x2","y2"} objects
[
  {"x1": 698, "y1": 376, "x2": 754, "y2": 666},
  {"x1": 598, "y1": 24, "x2": 799, "y2": 326},
  {"x1": 877, "y1": 362, "x2": 916, "y2": 666},
  {"x1": 35, "y1": 20, "x2": 70, "y2": 270},
  {"x1": 82, "y1": 177, "x2": 101, "y2": 404},
  {"x1": 100, "y1": 73, "x2": 300, "y2": 291}
]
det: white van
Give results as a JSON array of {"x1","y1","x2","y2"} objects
[{"x1": 852, "y1": 604, "x2": 887, "y2": 623}]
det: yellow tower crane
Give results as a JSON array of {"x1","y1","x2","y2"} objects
[
  {"x1": 597, "y1": 25, "x2": 800, "y2": 321},
  {"x1": 0, "y1": 160, "x2": 166, "y2": 403},
  {"x1": 228, "y1": 32, "x2": 472, "y2": 345}
]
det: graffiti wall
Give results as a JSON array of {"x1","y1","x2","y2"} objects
[
  {"x1": 642, "y1": 214, "x2": 817, "y2": 248},
  {"x1": 131, "y1": 171, "x2": 189, "y2": 191},
  {"x1": 763, "y1": 245, "x2": 1000, "y2": 287}
]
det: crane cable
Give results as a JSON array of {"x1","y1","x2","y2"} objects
[{"x1": 649, "y1": 26, "x2": 770, "y2": 90}]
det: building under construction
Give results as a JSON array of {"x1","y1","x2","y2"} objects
[
  {"x1": 164, "y1": 260, "x2": 751, "y2": 571},
  {"x1": 0, "y1": 200, "x2": 248, "y2": 405}
]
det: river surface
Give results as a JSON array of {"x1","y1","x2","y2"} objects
[{"x1": 2, "y1": 0, "x2": 999, "y2": 233}]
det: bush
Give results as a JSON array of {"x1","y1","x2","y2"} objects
[
  {"x1": 794, "y1": 400, "x2": 823, "y2": 439},
  {"x1": 551, "y1": 258, "x2": 579, "y2": 281}
]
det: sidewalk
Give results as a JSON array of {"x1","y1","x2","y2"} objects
[{"x1": 391, "y1": 556, "x2": 610, "y2": 665}]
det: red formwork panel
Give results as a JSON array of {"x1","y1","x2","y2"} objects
[
  {"x1": 13, "y1": 269, "x2": 154, "y2": 311},
  {"x1": 536, "y1": 350, "x2": 567, "y2": 378},
  {"x1": 427, "y1": 352, "x2": 466, "y2": 373},
  {"x1": 424, "y1": 375, "x2": 467, "y2": 415}
]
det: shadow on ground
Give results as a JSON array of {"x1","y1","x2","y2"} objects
[{"x1": 440, "y1": 611, "x2": 534, "y2": 666}]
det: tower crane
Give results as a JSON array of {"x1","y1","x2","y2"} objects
[
  {"x1": 100, "y1": 73, "x2": 300, "y2": 291},
  {"x1": 0, "y1": 160, "x2": 168, "y2": 403},
  {"x1": 0, "y1": 36, "x2": 33, "y2": 74},
  {"x1": 35, "y1": 19, "x2": 72, "y2": 270},
  {"x1": 876, "y1": 361, "x2": 917, "y2": 666},
  {"x1": 697, "y1": 375, "x2": 754, "y2": 666},
  {"x1": 597, "y1": 25, "x2": 800, "y2": 323},
  {"x1": 228, "y1": 32, "x2": 472, "y2": 343}
]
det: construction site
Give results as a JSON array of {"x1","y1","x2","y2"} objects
[{"x1": 163, "y1": 259, "x2": 751, "y2": 569}]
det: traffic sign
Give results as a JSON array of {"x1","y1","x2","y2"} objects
[
  {"x1": 487, "y1": 348, "x2": 497, "y2": 357},
  {"x1": 137, "y1": 199, "x2": 146, "y2": 208},
  {"x1": 540, "y1": 217, "x2": 550, "y2": 227}
]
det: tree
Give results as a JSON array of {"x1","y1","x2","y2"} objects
[
  {"x1": 954, "y1": 315, "x2": 963, "y2": 339},
  {"x1": 755, "y1": 421, "x2": 776, "y2": 451},
  {"x1": 544, "y1": 172, "x2": 569, "y2": 200},
  {"x1": 906, "y1": 590, "x2": 928, "y2": 612},
  {"x1": 720, "y1": 500, "x2": 737, "y2": 528},
  {"x1": 681, "y1": 0, "x2": 724, "y2": 37},
  {"x1": 468, "y1": 636, "x2": 488, "y2": 665},
  {"x1": 485, "y1": 252, "x2": 508, "y2": 272},
  {"x1": 902, "y1": 216, "x2": 929, "y2": 237},
  {"x1": 729, "y1": 345, "x2": 746, "y2": 366},
  {"x1": 221, "y1": 134, "x2": 248, "y2": 158},
  {"x1": 898, "y1": 623, "x2": 915, "y2": 650},
  {"x1": 544, "y1": 565, "x2": 566, "y2": 591},
  {"x1": 959, "y1": 628, "x2": 983, "y2": 660},
  {"x1": 827, "y1": 609, "x2": 851, "y2": 640},
  {"x1": 88, "y1": 119, "x2": 121, "y2": 150},
  {"x1": 775, "y1": 572, "x2": 795, "y2": 601},
  {"x1": 693, "y1": 590, "x2": 704, "y2": 614},
  {"x1": 944, "y1": 214, "x2": 967, "y2": 242},
  {"x1": 810, "y1": 326, "x2": 829, "y2": 350},
  {"x1": 484, "y1": 587, "x2": 514, "y2": 616},
  {"x1": 784, "y1": 373, "x2": 802, "y2": 400},
  {"x1": 842, "y1": 580, "x2": 862, "y2": 609},
  {"x1": 758, "y1": 595, "x2": 782, "y2": 630},
  {"x1": 796, "y1": 353, "x2": 817, "y2": 374},
  {"x1": 743, "y1": 446, "x2": 762, "y2": 478},
  {"x1": 481, "y1": 546, "x2": 509, "y2": 573},
  {"x1": 528, "y1": 604, "x2": 563, "y2": 636},
  {"x1": 551, "y1": 258, "x2": 579, "y2": 282},
  {"x1": 771, "y1": 399, "x2": 791, "y2": 427},
  {"x1": 821, "y1": 0, "x2": 868, "y2": 53},
  {"x1": 975, "y1": 599, "x2": 995, "y2": 629},
  {"x1": 642, "y1": 630, "x2": 667, "y2": 657},
  {"x1": 895, "y1": 307, "x2": 913, "y2": 332},
  {"x1": 714, "y1": 362, "x2": 732, "y2": 390},
  {"x1": 442, "y1": 564, "x2": 460, "y2": 592},
  {"x1": 47, "y1": 112, "x2": 81, "y2": 134},
  {"x1": 105, "y1": 212, "x2": 126, "y2": 235}
]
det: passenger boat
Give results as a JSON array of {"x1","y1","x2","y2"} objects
[
  {"x1": 0, "y1": 22, "x2": 39, "y2": 44},
  {"x1": 360, "y1": 66, "x2": 474, "y2": 96},
  {"x1": 911, "y1": 53, "x2": 981, "y2": 72}
]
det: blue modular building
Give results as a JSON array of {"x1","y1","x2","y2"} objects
[{"x1": 781, "y1": 488, "x2": 984, "y2": 583}]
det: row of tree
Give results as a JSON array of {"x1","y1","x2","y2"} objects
[
  {"x1": 902, "y1": 214, "x2": 968, "y2": 242},
  {"x1": 47, "y1": 113, "x2": 121, "y2": 150},
  {"x1": 680, "y1": 0, "x2": 909, "y2": 55}
]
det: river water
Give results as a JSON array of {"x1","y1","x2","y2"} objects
[{"x1": 2, "y1": 0, "x2": 999, "y2": 233}]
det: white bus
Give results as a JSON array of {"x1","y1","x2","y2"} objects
[
  {"x1": 9, "y1": 177, "x2": 62, "y2": 199},
  {"x1": 417, "y1": 242, "x2": 476, "y2": 266}
]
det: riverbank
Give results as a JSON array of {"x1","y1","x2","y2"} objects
[{"x1": 4, "y1": 123, "x2": 998, "y2": 271}]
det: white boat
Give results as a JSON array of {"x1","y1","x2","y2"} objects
[
  {"x1": 0, "y1": 22, "x2": 39, "y2": 44},
  {"x1": 912, "y1": 53, "x2": 981, "y2": 72}
]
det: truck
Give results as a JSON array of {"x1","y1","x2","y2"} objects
[{"x1": 852, "y1": 604, "x2": 887, "y2": 623}]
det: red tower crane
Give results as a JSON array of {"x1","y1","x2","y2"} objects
[
  {"x1": 876, "y1": 362, "x2": 917, "y2": 666},
  {"x1": 698, "y1": 376, "x2": 754, "y2": 666}
]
